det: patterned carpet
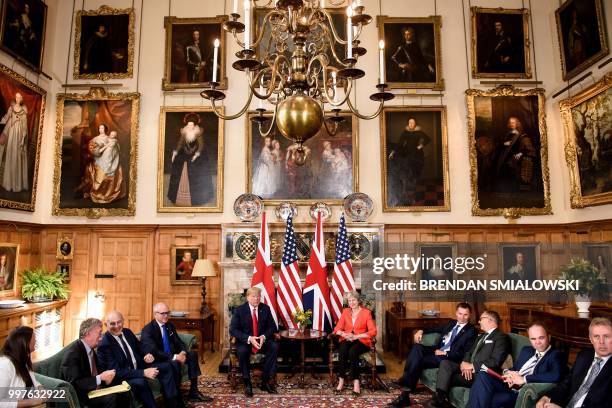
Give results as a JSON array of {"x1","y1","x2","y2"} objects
[{"x1": 190, "y1": 374, "x2": 434, "y2": 407}]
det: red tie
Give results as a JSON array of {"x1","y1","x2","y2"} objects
[{"x1": 252, "y1": 308, "x2": 258, "y2": 354}]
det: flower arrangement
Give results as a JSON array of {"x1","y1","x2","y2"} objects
[
  {"x1": 560, "y1": 257, "x2": 604, "y2": 297},
  {"x1": 292, "y1": 308, "x2": 312, "y2": 332},
  {"x1": 21, "y1": 267, "x2": 70, "y2": 302},
  {"x1": 227, "y1": 293, "x2": 246, "y2": 314}
]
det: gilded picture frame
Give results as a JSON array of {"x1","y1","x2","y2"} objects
[
  {"x1": 583, "y1": 242, "x2": 611, "y2": 286},
  {"x1": 170, "y1": 244, "x2": 203, "y2": 286},
  {"x1": 246, "y1": 110, "x2": 359, "y2": 205},
  {"x1": 157, "y1": 106, "x2": 224, "y2": 212},
  {"x1": 0, "y1": 63, "x2": 46, "y2": 212},
  {"x1": 560, "y1": 72, "x2": 612, "y2": 208},
  {"x1": 555, "y1": 0, "x2": 609, "y2": 81},
  {"x1": 53, "y1": 87, "x2": 140, "y2": 217},
  {"x1": 0, "y1": 242, "x2": 19, "y2": 298},
  {"x1": 498, "y1": 243, "x2": 540, "y2": 283},
  {"x1": 0, "y1": 0, "x2": 48, "y2": 72},
  {"x1": 73, "y1": 5, "x2": 135, "y2": 80},
  {"x1": 377, "y1": 15, "x2": 444, "y2": 90},
  {"x1": 56, "y1": 236, "x2": 74, "y2": 260},
  {"x1": 380, "y1": 106, "x2": 450, "y2": 212},
  {"x1": 466, "y1": 85, "x2": 551, "y2": 217},
  {"x1": 470, "y1": 7, "x2": 532, "y2": 79},
  {"x1": 162, "y1": 16, "x2": 228, "y2": 91}
]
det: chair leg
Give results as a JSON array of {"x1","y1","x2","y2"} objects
[{"x1": 328, "y1": 336, "x2": 336, "y2": 386}]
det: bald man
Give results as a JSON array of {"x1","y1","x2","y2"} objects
[
  {"x1": 140, "y1": 303, "x2": 212, "y2": 403},
  {"x1": 97, "y1": 311, "x2": 183, "y2": 408}
]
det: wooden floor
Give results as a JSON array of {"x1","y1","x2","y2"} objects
[{"x1": 198, "y1": 349, "x2": 405, "y2": 378}]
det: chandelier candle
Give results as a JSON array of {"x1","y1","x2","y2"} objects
[
  {"x1": 212, "y1": 39, "x2": 220, "y2": 83},
  {"x1": 331, "y1": 71, "x2": 338, "y2": 103},
  {"x1": 232, "y1": 0, "x2": 238, "y2": 14},
  {"x1": 379, "y1": 40, "x2": 385, "y2": 84},
  {"x1": 244, "y1": 0, "x2": 250, "y2": 50},
  {"x1": 258, "y1": 84, "x2": 264, "y2": 109},
  {"x1": 346, "y1": 6, "x2": 353, "y2": 59}
]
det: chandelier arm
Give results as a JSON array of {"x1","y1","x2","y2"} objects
[
  {"x1": 346, "y1": 95, "x2": 385, "y2": 120},
  {"x1": 210, "y1": 86, "x2": 256, "y2": 120},
  {"x1": 257, "y1": 103, "x2": 279, "y2": 137},
  {"x1": 251, "y1": 10, "x2": 285, "y2": 49},
  {"x1": 322, "y1": 27, "x2": 350, "y2": 67},
  {"x1": 322, "y1": 117, "x2": 339, "y2": 136},
  {"x1": 319, "y1": 9, "x2": 349, "y2": 45},
  {"x1": 321, "y1": 72, "x2": 353, "y2": 107}
]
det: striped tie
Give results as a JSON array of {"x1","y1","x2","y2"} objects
[
  {"x1": 568, "y1": 357, "x2": 603, "y2": 408},
  {"x1": 518, "y1": 352, "x2": 541, "y2": 376}
]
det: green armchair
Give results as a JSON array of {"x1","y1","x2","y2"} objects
[
  {"x1": 418, "y1": 332, "x2": 534, "y2": 408},
  {"x1": 33, "y1": 333, "x2": 196, "y2": 408}
]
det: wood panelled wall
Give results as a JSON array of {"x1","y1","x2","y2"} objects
[{"x1": 385, "y1": 220, "x2": 612, "y2": 332}]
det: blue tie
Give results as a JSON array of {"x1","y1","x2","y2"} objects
[
  {"x1": 442, "y1": 325, "x2": 459, "y2": 351},
  {"x1": 162, "y1": 324, "x2": 171, "y2": 354}
]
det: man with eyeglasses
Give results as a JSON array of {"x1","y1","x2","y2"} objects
[
  {"x1": 97, "y1": 311, "x2": 184, "y2": 408},
  {"x1": 140, "y1": 303, "x2": 212, "y2": 403},
  {"x1": 430, "y1": 310, "x2": 510, "y2": 408},
  {"x1": 468, "y1": 322, "x2": 566, "y2": 408}
]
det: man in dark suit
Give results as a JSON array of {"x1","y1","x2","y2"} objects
[
  {"x1": 537, "y1": 317, "x2": 612, "y2": 408},
  {"x1": 60, "y1": 318, "x2": 129, "y2": 408},
  {"x1": 468, "y1": 322, "x2": 566, "y2": 408},
  {"x1": 387, "y1": 302, "x2": 477, "y2": 407},
  {"x1": 140, "y1": 302, "x2": 212, "y2": 403},
  {"x1": 431, "y1": 309, "x2": 510, "y2": 408},
  {"x1": 229, "y1": 286, "x2": 279, "y2": 397},
  {"x1": 97, "y1": 310, "x2": 183, "y2": 408}
]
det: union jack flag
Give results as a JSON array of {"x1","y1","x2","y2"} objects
[
  {"x1": 330, "y1": 214, "x2": 355, "y2": 322},
  {"x1": 251, "y1": 212, "x2": 278, "y2": 326},
  {"x1": 276, "y1": 215, "x2": 303, "y2": 329},
  {"x1": 302, "y1": 211, "x2": 332, "y2": 332}
]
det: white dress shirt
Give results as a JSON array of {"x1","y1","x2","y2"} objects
[
  {"x1": 81, "y1": 339, "x2": 101, "y2": 385},
  {"x1": 112, "y1": 332, "x2": 137, "y2": 369}
]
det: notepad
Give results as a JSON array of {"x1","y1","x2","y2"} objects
[{"x1": 88, "y1": 381, "x2": 131, "y2": 399}]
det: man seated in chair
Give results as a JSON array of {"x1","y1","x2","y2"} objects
[
  {"x1": 140, "y1": 302, "x2": 212, "y2": 403},
  {"x1": 536, "y1": 317, "x2": 612, "y2": 408},
  {"x1": 431, "y1": 310, "x2": 510, "y2": 408},
  {"x1": 468, "y1": 321, "x2": 565, "y2": 408},
  {"x1": 388, "y1": 302, "x2": 477, "y2": 407},
  {"x1": 97, "y1": 310, "x2": 184, "y2": 408},
  {"x1": 332, "y1": 290, "x2": 377, "y2": 396},
  {"x1": 229, "y1": 286, "x2": 279, "y2": 397},
  {"x1": 60, "y1": 318, "x2": 130, "y2": 408}
]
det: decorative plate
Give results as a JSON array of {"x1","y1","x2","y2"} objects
[
  {"x1": 419, "y1": 309, "x2": 440, "y2": 317},
  {"x1": 0, "y1": 300, "x2": 26, "y2": 309},
  {"x1": 169, "y1": 311, "x2": 188, "y2": 317},
  {"x1": 275, "y1": 202, "x2": 298, "y2": 222},
  {"x1": 343, "y1": 192, "x2": 373, "y2": 222},
  {"x1": 309, "y1": 202, "x2": 332, "y2": 221},
  {"x1": 233, "y1": 194, "x2": 263, "y2": 222}
]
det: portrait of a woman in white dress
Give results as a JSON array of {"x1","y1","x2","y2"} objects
[
  {"x1": 252, "y1": 136, "x2": 277, "y2": 197},
  {"x1": 0, "y1": 92, "x2": 29, "y2": 193}
]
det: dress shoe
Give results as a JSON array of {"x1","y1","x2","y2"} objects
[
  {"x1": 188, "y1": 391, "x2": 213, "y2": 402},
  {"x1": 386, "y1": 392, "x2": 411, "y2": 407},
  {"x1": 244, "y1": 379, "x2": 254, "y2": 397},
  {"x1": 260, "y1": 381, "x2": 278, "y2": 394}
]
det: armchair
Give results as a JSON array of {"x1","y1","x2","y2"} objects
[{"x1": 227, "y1": 333, "x2": 281, "y2": 390}]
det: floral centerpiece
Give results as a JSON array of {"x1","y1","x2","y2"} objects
[
  {"x1": 292, "y1": 308, "x2": 312, "y2": 333},
  {"x1": 560, "y1": 257, "x2": 605, "y2": 315},
  {"x1": 21, "y1": 267, "x2": 70, "y2": 302}
]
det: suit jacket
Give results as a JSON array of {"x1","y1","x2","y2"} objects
[
  {"x1": 511, "y1": 346, "x2": 566, "y2": 384},
  {"x1": 333, "y1": 308, "x2": 377, "y2": 347},
  {"x1": 462, "y1": 328, "x2": 510, "y2": 373},
  {"x1": 424, "y1": 320, "x2": 477, "y2": 363},
  {"x1": 140, "y1": 320, "x2": 187, "y2": 363},
  {"x1": 97, "y1": 328, "x2": 147, "y2": 382},
  {"x1": 229, "y1": 302, "x2": 278, "y2": 344},
  {"x1": 60, "y1": 340, "x2": 100, "y2": 404},
  {"x1": 546, "y1": 349, "x2": 612, "y2": 408}
]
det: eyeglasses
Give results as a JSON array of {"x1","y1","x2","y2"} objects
[
  {"x1": 108, "y1": 321, "x2": 123, "y2": 327},
  {"x1": 479, "y1": 316, "x2": 492, "y2": 321},
  {"x1": 156, "y1": 311, "x2": 170, "y2": 316}
]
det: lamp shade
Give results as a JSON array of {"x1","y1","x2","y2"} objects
[{"x1": 191, "y1": 259, "x2": 217, "y2": 278}]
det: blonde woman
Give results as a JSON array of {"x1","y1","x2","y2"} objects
[{"x1": 332, "y1": 291, "x2": 377, "y2": 396}]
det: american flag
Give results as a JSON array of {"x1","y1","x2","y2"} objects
[
  {"x1": 330, "y1": 214, "x2": 355, "y2": 322},
  {"x1": 251, "y1": 212, "x2": 278, "y2": 326},
  {"x1": 276, "y1": 215, "x2": 303, "y2": 329},
  {"x1": 302, "y1": 211, "x2": 332, "y2": 332}
]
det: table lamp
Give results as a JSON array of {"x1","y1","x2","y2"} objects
[{"x1": 191, "y1": 259, "x2": 216, "y2": 315}]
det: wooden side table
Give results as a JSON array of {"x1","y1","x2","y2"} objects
[
  {"x1": 385, "y1": 310, "x2": 450, "y2": 359},
  {"x1": 171, "y1": 311, "x2": 215, "y2": 363},
  {"x1": 279, "y1": 329, "x2": 327, "y2": 387}
]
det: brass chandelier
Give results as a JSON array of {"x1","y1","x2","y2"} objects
[{"x1": 201, "y1": 0, "x2": 394, "y2": 165}]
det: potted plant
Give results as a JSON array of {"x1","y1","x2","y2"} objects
[
  {"x1": 21, "y1": 267, "x2": 70, "y2": 302},
  {"x1": 292, "y1": 308, "x2": 312, "y2": 333},
  {"x1": 559, "y1": 258, "x2": 604, "y2": 316},
  {"x1": 227, "y1": 292, "x2": 246, "y2": 316}
]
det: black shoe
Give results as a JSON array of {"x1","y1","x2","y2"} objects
[
  {"x1": 188, "y1": 391, "x2": 213, "y2": 402},
  {"x1": 243, "y1": 379, "x2": 254, "y2": 397},
  {"x1": 260, "y1": 381, "x2": 278, "y2": 394},
  {"x1": 387, "y1": 392, "x2": 411, "y2": 407},
  {"x1": 428, "y1": 395, "x2": 450, "y2": 408}
]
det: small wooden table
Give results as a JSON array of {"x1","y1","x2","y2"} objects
[
  {"x1": 279, "y1": 329, "x2": 327, "y2": 387},
  {"x1": 171, "y1": 311, "x2": 215, "y2": 363},
  {"x1": 385, "y1": 310, "x2": 451, "y2": 359}
]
